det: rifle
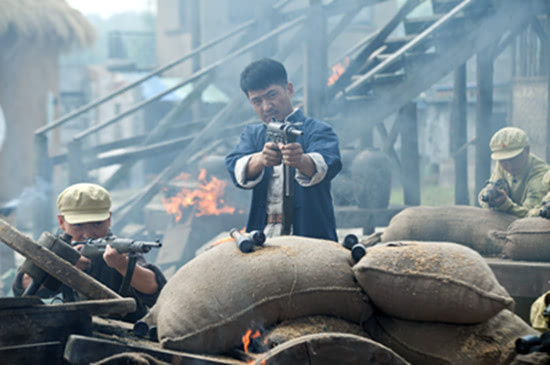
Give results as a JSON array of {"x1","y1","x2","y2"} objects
[
  {"x1": 267, "y1": 118, "x2": 304, "y2": 235},
  {"x1": 76, "y1": 237, "x2": 162, "y2": 258},
  {"x1": 75, "y1": 237, "x2": 161, "y2": 296},
  {"x1": 481, "y1": 179, "x2": 510, "y2": 206}
]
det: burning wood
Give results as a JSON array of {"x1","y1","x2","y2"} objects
[
  {"x1": 327, "y1": 57, "x2": 350, "y2": 86},
  {"x1": 162, "y1": 168, "x2": 235, "y2": 222}
]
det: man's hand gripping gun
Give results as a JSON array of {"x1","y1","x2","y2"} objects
[
  {"x1": 267, "y1": 118, "x2": 304, "y2": 235},
  {"x1": 481, "y1": 179, "x2": 510, "y2": 207}
]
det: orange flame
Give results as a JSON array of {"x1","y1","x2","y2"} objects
[
  {"x1": 211, "y1": 227, "x2": 246, "y2": 247},
  {"x1": 242, "y1": 328, "x2": 262, "y2": 360},
  {"x1": 328, "y1": 57, "x2": 350, "y2": 86},
  {"x1": 162, "y1": 169, "x2": 235, "y2": 221}
]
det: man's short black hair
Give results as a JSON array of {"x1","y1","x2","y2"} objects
[{"x1": 240, "y1": 58, "x2": 288, "y2": 96}]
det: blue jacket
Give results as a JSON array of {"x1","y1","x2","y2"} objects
[{"x1": 225, "y1": 110, "x2": 342, "y2": 241}]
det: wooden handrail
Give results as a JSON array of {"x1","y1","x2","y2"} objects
[
  {"x1": 72, "y1": 15, "x2": 306, "y2": 142},
  {"x1": 34, "y1": 20, "x2": 255, "y2": 136}
]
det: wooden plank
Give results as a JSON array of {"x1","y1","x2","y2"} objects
[
  {"x1": 0, "y1": 306, "x2": 92, "y2": 346},
  {"x1": 486, "y1": 258, "x2": 550, "y2": 298},
  {"x1": 64, "y1": 335, "x2": 244, "y2": 365},
  {"x1": 51, "y1": 298, "x2": 136, "y2": 317},
  {"x1": 0, "y1": 342, "x2": 64, "y2": 365},
  {"x1": 253, "y1": 333, "x2": 408, "y2": 365},
  {"x1": 0, "y1": 220, "x2": 120, "y2": 300}
]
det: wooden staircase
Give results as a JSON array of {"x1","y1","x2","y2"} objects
[{"x1": 328, "y1": 0, "x2": 546, "y2": 138}]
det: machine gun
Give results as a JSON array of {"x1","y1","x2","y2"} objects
[
  {"x1": 75, "y1": 237, "x2": 161, "y2": 296},
  {"x1": 267, "y1": 118, "x2": 304, "y2": 235},
  {"x1": 480, "y1": 179, "x2": 510, "y2": 206},
  {"x1": 76, "y1": 237, "x2": 162, "y2": 258}
]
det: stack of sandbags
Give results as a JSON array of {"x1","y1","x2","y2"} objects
[
  {"x1": 142, "y1": 236, "x2": 372, "y2": 354},
  {"x1": 489, "y1": 217, "x2": 550, "y2": 261},
  {"x1": 381, "y1": 206, "x2": 517, "y2": 255},
  {"x1": 353, "y1": 241, "x2": 537, "y2": 364}
]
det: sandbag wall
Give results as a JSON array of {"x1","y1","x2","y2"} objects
[
  {"x1": 354, "y1": 241, "x2": 536, "y2": 364},
  {"x1": 140, "y1": 230, "x2": 537, "y2": 364}
]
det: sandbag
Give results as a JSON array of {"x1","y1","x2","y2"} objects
[
  {"x1": 353, "y1": 241, "x2": 514, "y2": 324},
  {"x1": 489, "y1": 217, "x2": 550, "y2": 261},
  {"x1": 365, "y1": 309, "x2": 537, "y2": 365},
  {"x1": 146, "y1": 236, "x2": 372, "y2": 354},
  {"x1": 263, "y1": 315, "x2": 370, "y2": 350},
  {"x1": 381, "y1": 206, "x2": 517, "y2": 254}
]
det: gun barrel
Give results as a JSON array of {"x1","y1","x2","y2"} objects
[
  {"x1": 230, "y1": 229, "x2": 254, "y2": 253},
  {"x1": 248, "y1": 230, "x2": 266, "y2": 246}
]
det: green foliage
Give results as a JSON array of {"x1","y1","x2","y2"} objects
[{"x1": 390, "y1": 185, "x2": 470, "y2": 206}]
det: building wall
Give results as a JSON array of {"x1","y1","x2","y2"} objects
[{"x1": 0, "y1": 44, "x2": 59, "y2": 202}]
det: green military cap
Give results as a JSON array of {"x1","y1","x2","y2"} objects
[
  {"x1": 489, "y1": 127, "x2": 529, "y2": 160},
  {"x1": 57, "y1": 183, "x2": 111, "y2": 224}
]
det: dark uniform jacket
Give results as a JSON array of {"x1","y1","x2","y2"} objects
[{"x1": 225, "y1": 109, "x2": 342, "y2": 241}]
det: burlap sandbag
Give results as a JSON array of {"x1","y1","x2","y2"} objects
[
  {"x1": 489, "y1": 217, "x2": 550, "y2": 261},
  {"x1": 381, "y1": 206, "x2": 517, "y2": 254},
  {"x1": 263, "y1": 315, "x2": 370, "y2": 350},
  {"x1": 146, "y1": 236, "x2": 372, "y2": 354},
  {"x1": 353, "y1": 241, "x2": 514, "y2": 324},
  {"x1": 365, "y1": 310, "x2": 537, "y2": 365}
]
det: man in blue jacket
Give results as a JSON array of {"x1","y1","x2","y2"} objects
[{"x1": 225, "y1": 58, "x2": 342, "y2": 241}]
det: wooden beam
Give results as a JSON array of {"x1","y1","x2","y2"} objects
[
  {"x1": 375, "y1": 121, "x2": 401, "y2": 168},
  {"x1": 451, "y1": 63, "x2": 469, "y2": 205},
  {"x1": 305, "y1": 0, "x2": 327, "y2": 118},
  {"x1": 64, "y1": 335, "x2": 243, "y2": 365},
  {"x1": 486, "y1": 258, "x2": 550, "y2": 298},
  {"x1": 104, "y1": 74, "x2": 214, "y2": 189},
  {"x1": 399, "y1": 102, "x2": 420, "y2": 206},
  {"x1": 545, "y1": 18, "x2": 550, "y2": 162},
  {"x1": 0, "y1": 220, "x2": 120, "y2": 300},
  {"x1": 328, "y1": 0, "x2": 423, "y2": 99},
  {"x1": 475, "y1": 48, "x2": 494, "y2": 205}
]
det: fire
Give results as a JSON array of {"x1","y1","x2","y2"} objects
[
  {"x1": 327, "y1": 57, "x2": 350, "y2": 86},
  {"x1": 242, "y1": 328, "x2": 264, "y2": 364},
  {"x1": 162, "y1": 169, "x2": 235, "y2": 221},
  {"x1": 211, "y1": 227, "x2": 246, "y2": 247}
]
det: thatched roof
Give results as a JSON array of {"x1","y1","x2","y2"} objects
[{"x1": 0, "y1": 0, "x2": 95, "y2": 50}]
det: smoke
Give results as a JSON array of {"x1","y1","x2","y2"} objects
[{"x1": 0, "y1": 177, "x2": 50, "y2": 217}]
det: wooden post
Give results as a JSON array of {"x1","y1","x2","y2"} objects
[
  {"x1": 475, "y1": 48, "x2": 494, "y2": 204},
  {"x1": 399, "y1": 102, "x2": 420, "y2": 206},
  {"x1": 254, "y1": 0, "x2": 276, "y2": 58},
  {"x1": 545, "y1": 21, "x2": 550, "y2": 162},
  {"x1": 190, "y1": 0, "x2": 202, "y2": 123},
  {"x1": 67, "y1": 140, "x2": 86, "y2": 184},
  {"x1": 305, "y1": 0, "x2": 327, "y2": 119},
  {"x1": 451, "y1": 63, "x2": 469, "y2": 205}
]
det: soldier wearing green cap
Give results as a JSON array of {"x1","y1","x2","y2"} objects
[
  {"x1": 13, "y1": 183, "x2": 167, "y2": 322},
  {"x1": 478, "y1": 127, "x2": 549, "y2": 217}
]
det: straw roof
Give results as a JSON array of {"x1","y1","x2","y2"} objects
[{"x1": 0, "y1": 0, "x2": 95, "y2": 50}]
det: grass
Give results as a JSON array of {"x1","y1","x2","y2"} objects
[{"x1": 389, "y1": 185, "x2": 477, "y2": 207}]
